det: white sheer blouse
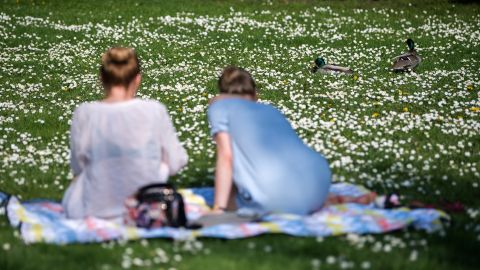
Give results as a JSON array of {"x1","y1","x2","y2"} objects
[{"x1": 62, "y1": 99, "x2": 188, "y2": 219}]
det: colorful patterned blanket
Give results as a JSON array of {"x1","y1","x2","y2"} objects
[{"x1": 0, "y1": 183, "x2": 448, "y2": 244}]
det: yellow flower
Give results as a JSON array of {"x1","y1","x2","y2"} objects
[
  {"x1": 403, "y1": 107, "x2": 409, "y2": 112},
  {"x1": 372, "y1": 112, "x2": 380, "y2": 117},
  {"x1": 467, "y1": 84, "x2": 474, "y2": 91},
  {"x1": 330, "y1": 118, "x2": 336, "y2": 123},
  {"x1": 470, "y1": 107, "x2": 480, "y2": 112},
  {"x1": 353, "y1": 74, "x2": 359, "y2": 81}
]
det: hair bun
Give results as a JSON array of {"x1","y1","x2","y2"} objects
[
  {"x1": 100, "y1": 47, "x2": 140, "y2": 88},
  {"x1": 107, "y1": 48, "x2": 133, "y2": 64},
  {"x1": 109, "y1": 58, "x2": 129, "y2": 65}
]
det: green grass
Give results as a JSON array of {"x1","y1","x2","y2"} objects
[{"x1": 1, "y1": 0, "x2": 480, "y2": 269}]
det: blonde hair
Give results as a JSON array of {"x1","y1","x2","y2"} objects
[
  {"x1": 100, "y1": 47, "x2": 140, "y2": 88},
  {"x1": 218, "y1": 66, "x2": 256, "y2": 97}
]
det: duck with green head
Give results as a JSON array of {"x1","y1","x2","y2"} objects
[
  {"x1": 391, "y1": 38, "x2": 422, "y2": 71},
  {"x1": 311, "y1": 57, "x2": 354, "y2": 74}
]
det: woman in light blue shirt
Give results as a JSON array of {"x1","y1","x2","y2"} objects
[{"x1": 208, "y1": 66, "x2": 331, "y2": 215}]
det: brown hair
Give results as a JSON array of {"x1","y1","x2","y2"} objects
[
  {"x1": 218, "y1": 66, "x2": 256, "y2": 97},
  {"x1": 100, "y1": 47, "x2": 140, "y2": 89}
]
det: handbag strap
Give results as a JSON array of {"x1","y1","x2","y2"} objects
[
  {"x1": 138, "y1": 183, "x2": 176, "y2": 193},
  {"x1": 137, "y1": 183, "x2": 177, "y2": 203}
]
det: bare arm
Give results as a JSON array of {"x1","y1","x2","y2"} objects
[{"x1": 213, "y1": 132, "x2": 234, "y2": 211}]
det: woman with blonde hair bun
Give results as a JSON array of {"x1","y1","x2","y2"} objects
[{"x1": 62, "y1": 47, "x2": 188, "y2": 219}]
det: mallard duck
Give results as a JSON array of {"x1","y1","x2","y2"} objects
[
  {"x1": 391, "y1": 39, "x2": 422, "y2": 71},
  {"x1": 311, "y1": 57, "x2": 354, "y2": 74}
]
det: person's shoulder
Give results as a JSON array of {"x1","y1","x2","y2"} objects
[
  {"x1": 136, "y1": 98, "x2": 162, "y2": 107},
  {"x1": 209, "y1": 97, "x2": 250, "y2": 110},
  {"x1": 73, "y1": 101, "x2": 97, "y2": 115},
  {"x1": 138, "y1": 99, "x2": 169, "y2": 114},
  {"x1": 208, "y1": 98, "x2": 233, "y2": 114},
  {"x1": 254, "y1": 101, "x2": 287, "y2": 120},
  {"x1": 256, "y1": 100, "x2": 280, "y2": 111},
  {"x1": 71, "y1": 101, "x2": 99, "y2": 124}
]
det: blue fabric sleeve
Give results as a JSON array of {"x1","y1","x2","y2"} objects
[{"x1": 207, "y1": 101, "x2": 229, "y2": 137}]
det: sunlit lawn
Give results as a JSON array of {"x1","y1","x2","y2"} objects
[{"x1": 0, "y1": 0, "x2": 479, "y2": 269}]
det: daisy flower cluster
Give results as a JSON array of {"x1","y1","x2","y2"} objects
[{"x1": 0, "y1": 3, "x2": 479, "y2": 243}]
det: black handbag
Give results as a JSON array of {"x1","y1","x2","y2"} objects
[{"x1": 124, "y1": 183, "x2": 188, "y2": 228}]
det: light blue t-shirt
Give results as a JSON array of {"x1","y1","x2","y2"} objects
[{"x1": 208, "y1": 98, "x2": 331, "y2": 215}]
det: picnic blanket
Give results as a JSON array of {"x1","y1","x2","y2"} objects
[{"x1": 0, "y1": 183, "x2": 448, "y2": 244}]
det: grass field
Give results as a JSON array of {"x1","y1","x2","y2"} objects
[{"x1": 0, "y1": 0, "x2": 479, "y2": 269}]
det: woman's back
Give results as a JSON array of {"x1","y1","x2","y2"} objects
[
  {"x1": 64, "y1": 99, "x2": 188, "y2": 218},
  {"x1": 208, "y1": 98, "x2": 331, "y2": 215}
]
